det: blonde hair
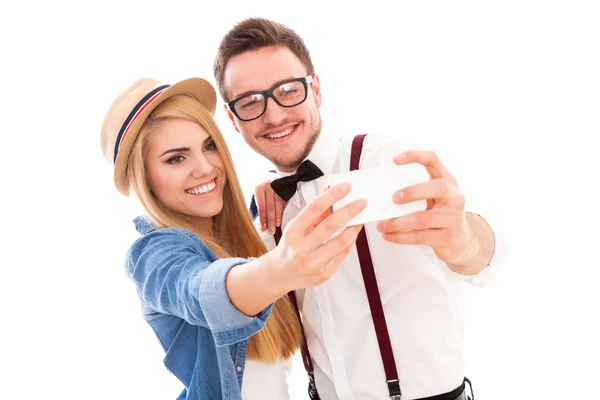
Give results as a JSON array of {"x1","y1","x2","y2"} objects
[{"x1": 126, "y1": 94, "x2": 302, "y2": 362}]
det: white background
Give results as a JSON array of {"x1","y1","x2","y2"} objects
[{"x1": 1, "y1": 1, "x2": 599, "y2": 399}]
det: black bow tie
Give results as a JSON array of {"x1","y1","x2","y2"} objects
[{"x1": 270, "y1": 160, "x2": 324, "y2": 201}]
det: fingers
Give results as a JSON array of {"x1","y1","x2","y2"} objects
[
  {"x1": 307, "y1": 199, "x2": 366, "y2": 248},
  {"x1": 265, "y1": 189, "x2": 277, "y2": 233},
  {"x1": 274, "y1": 195, "x2": 285, "y2": 228},
  {"x1": 318, "y1": 224, "x2": 362, "y2": 257},
  {"x1": 287, "y1": 183, "x2": 352, "y2": 232},
  {"x1": 307, "y1": 199, "x2": 367, "y2": 247},
  {"x1": 377, "y1": 208, "x2": 464, "y2": 233},
  {"x1": 394, "y1": 150, "x2": 458, "y2": 187},
  {"x1": 308, "y1": 186, "x2": 332, "y2": 229},
  {"x1": 255, "y1": 178, "x2": 287, "y2": 232},
  {"x1": 393, "y1": 179, "x2": 465, "y2": 209},
  {"x1": 292, "y1": 236, "x2": 357, "y2": 289},
  {"x1": 313, "y1": 224, "x2": 362, "y2": 275},
  {"x1": 381, "y1": 228, "x2": 456, "y2": 247},
  {"x1": 319, "y1": 239, "x2": 357, "y2": 281},
  {"x1": 254, "y1": 183, "x2": 267, "y2": 231}
]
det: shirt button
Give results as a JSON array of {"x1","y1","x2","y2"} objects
[
  {"x1": 333, "y1": 356, "x2": 341, "y2": 363},
  {"x1": 319, "y1": 303, "x2": 326, "y2": 311},
  {"x1": 236, "y1": 366, "x2": 242, "y2": 372}
]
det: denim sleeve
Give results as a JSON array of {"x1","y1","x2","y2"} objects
[{"x1": 127, "y1": 231, "x2": 274, "y2": 346}]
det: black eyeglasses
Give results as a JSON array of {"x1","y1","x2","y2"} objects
[{"x1": 227, "y1": 75, "x2": 313, "y2": 122}]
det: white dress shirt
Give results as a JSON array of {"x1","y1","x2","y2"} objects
[
  {"x1": 241, "y1": 358, "x2": 293, "y2": 399},
  {"x1": 260, "y1": 128, "x2": 508, "y2": 400}
]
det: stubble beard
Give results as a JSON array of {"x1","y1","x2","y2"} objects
[{"x1": 271, "y1": 112, "x2": 323, "y2": 171}]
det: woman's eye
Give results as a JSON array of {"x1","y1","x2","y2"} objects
[
  {"x1": 204, "y1": 141, "x2": 217, "y2": 151},
  {"x1": 166, "y1": 155, "x2": 185, "y2": 165}
]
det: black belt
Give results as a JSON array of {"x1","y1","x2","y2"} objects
[{"x1": 416, "y1": 377, "x2": 474, "y2": 400}]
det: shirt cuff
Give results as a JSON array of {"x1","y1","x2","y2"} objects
[
  {"x1": 444, "y1": 211, "x2": 509, "y2": 287},
  {"x1": 199, "y1": 257, "x2": 274, "y2": 346},
  {"x1": 465, "y1": 211, "x2": 509, "y2": 287}
]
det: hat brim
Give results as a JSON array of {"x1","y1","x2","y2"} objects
[{"x1": 113, "y1": 78, "x2": 217, "y2": 195}]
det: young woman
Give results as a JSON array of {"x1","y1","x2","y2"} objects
[{"x1": 100, "y1": 77, "x2": 365, "y2": 400}]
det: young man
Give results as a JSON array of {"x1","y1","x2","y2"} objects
[{"x1": 214, "y1": 18, "x2": 505, "y2": 400}]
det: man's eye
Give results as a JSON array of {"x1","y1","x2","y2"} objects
[
  {"x1": 240, "y1": 95, "x2": 263, "y2": 109},
  {"x1": 278, "y1": 84, "x2": 299, "y2": 96}
]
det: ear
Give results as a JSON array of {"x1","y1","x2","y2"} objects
[
  {"x1": 311, "y1": 73, "x2": 323, "y2": 108},
  {"x1": 224, "y1": 104, "x2": 241, "y2": 133}
]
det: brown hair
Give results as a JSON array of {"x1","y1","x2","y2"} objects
[
  {"x1": 214, "y1": 17, "x2": 315, "y2": 101},
  {"x1": 126, "y1": 94, "x2": 302, "y2": 362}
]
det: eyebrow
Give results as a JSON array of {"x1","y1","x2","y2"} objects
[
  {"x1": 159, "y1": 147, "x2": 190, "y2": 158},
  {"x1": 158, "y1": 137, "x2": 213, "y2": 158},
  {"x1": 232, "y1": 76, "x2": 297, "y2": 100}
]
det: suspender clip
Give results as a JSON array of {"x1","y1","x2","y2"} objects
[
  {"x1": 307, "y1": 372, "x2": 320, "y2": 400},
  {"x1": 387, "y1": 379, "x2": 402, "y2": 399}
]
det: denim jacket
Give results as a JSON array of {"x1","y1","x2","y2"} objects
[{"x1": 126, "y1": 216, "x2": 274, "y2": 400}]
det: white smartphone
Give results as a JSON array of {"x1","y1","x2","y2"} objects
[{"x1": 327, "y1": 163, "x2": 430, "y2": 226}]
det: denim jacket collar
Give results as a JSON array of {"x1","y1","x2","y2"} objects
[{"x1": 134, "y1": 215, "x2": 158, "y2": 235}]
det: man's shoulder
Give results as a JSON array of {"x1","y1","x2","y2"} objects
[
  {"x1": 338, "y1": 133, "x2": 422, "y2": 168},
  {"x1": 339, "y1": 133, "x2": 417, "y2": 151}
]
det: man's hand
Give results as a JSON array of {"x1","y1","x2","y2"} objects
[
  {"x1": 254, "y1": 177, "x2": 286, "y2": 233},
  {"x1": 376, "y1": 150, "x2": 492, "y2": 273}
]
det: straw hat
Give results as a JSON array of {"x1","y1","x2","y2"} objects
[{"x1": 100, "y1": 77, "x2": 216, "y2": 195}]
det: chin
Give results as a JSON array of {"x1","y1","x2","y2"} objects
[
  {"x1": 196, "y1": 202, "x2": 224, "y2": 219},
  {"x1": 276, "y1": 154, "x2": 306, "y2": 170}
]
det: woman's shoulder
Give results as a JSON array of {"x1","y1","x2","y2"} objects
[
  {"x1": 126, "y1": 216, "x2": 215, "y2": 265},
  {"x1": 133, "y1": 215, "x2": 195, "y2": 238}
]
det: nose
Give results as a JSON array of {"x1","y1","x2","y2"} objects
[
  {"x1": 191, "y1": 154, "x2": 214, "y2": 179},
  {"x1": 261, "y1": 97, "x2": 287, "y2": 125}
]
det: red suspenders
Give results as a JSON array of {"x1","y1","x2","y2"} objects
[{"x1": 274, "y1": 134, "x2": 402, "y2": 399}]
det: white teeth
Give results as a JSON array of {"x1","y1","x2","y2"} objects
[
  {"x1": 265, "y1": 126, "x2": 293, "y2": 139},
  {"x1": 187, "y1": 180, "x2": 216, "y2": 195}
]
